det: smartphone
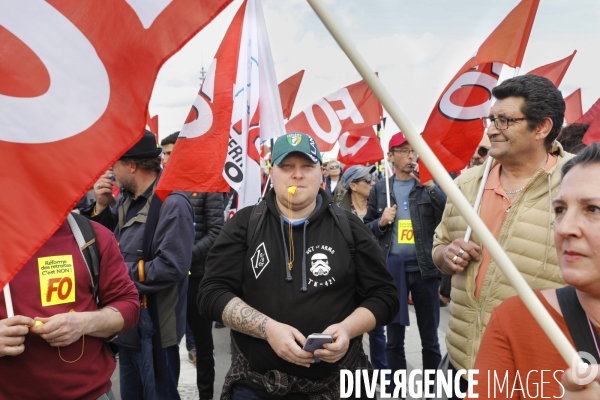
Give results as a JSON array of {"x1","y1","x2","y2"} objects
[
  {"x1": 303, "y1": 333, "x2": 334, "y2": 362},
  {"x1": 411, "y1": 163, "x2": 420, "y2": 180}
]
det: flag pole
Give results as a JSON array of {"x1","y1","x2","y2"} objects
[
  {"x1": 306, "y1": 0, "x2": 582, "y2": 368},
  {"x1": 464, "y1": 67, "x2": 520, "y2": 242},
  {"x1": 384, "y1": 158, "x2": 391, "y2": 208},
  {"x1": 464, "y1": 155, "x2": 493, "y2": 242},
  {"x1": 262, "y1": 174, "x2": 271, "y2": 198},
  {"x1": 4, "y1": 282, "x2": 14, "y2": 317}
]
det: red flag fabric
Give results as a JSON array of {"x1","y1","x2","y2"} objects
[
  {"x1": 526, "y1": 50, "x2": 576, "y2": 87},
  {"x1": 0, "y1": 0, "x2": 232, "y2": 292},
  {"x1": 146, "y1": 112, "x2": 159, "y2": 144},
  {"x1": 564, "y1": 89, "x2": 583, "y2": 125},
  {"x1": 337, "y1": 127, "x2": 384, "y2": 166},
  {"x1": 419, "y1": 0, "x2": 540, "y2": 183},
  {"x1": 285, "y1": 79, "x2": 383, "y2": 152},
  {"x1": 156, "y1": 0, "x2": 285, "y2": 211},
  {"x1": 580, "y1": 98, "x2": 600, "y2": 145},
  {"x1": 279, "y1": 70, "x2": 305, "y2": 120}
]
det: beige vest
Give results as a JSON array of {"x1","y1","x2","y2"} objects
[{"x1": 432, "y1": 142, "x2": 574, "y2": 371}]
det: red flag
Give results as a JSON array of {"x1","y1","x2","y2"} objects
[
  {"x1": 146, "y1": 112, "x2": 159, "y2": 144},
  {"x1": 564, "y1": 89, "x2": 583, "y2": 125},
  {"x1": 0, "y1": 0, "x2": 232, "y2": 292},
  {"x1": 285, "y1": 79, "x2": 383, "y2": 152},
  {"x1": 580, "y1": 99, "x2": 600, "y2": 145},
  {"x1": 419, "y1": 0, "x2": 540, "y2": 183},
  {"x1": 156, "y1": 0, "x2": 285, "y2": 210},
  {"x1": 526, "y1": 50, "x2": 576, "y2": 87},
  {"x1": 279, "y1": 70, "x2": 305, "y2": 120},
  {"x1": 337, "y1": 127, "x2": 384, "y2": 166}
]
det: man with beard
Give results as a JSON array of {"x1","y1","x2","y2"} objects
[
  {"x1": 198, "y1": 132, "x2": 398, "y2": 399},
  {"x1": 432, "y1": 75, "x2": 574, "y2": 398},
  {"x1": 85, "y1": 130, "x2": 194, "y2": 400}
]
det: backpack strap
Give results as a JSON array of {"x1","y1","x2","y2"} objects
[
  {"x1": 142, "y1": 193, "x2": 164, "y2": 262},
  {"x1": 67, "y1": 213, "x2": 101, "y2": 304},
  {"x1": 246, "y1": 200, "x2": 268, "y2": 247},
  {"x1": 328, "y1": 203, "x2": 355, "y2": 260},
  {"x1": 557, "y1": 285, "x2": 600, "y2": 360}
]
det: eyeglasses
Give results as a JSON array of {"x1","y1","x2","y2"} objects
[
  {"x1": 328, "y1": 165, "x2": 340, "y2": 170},
  {"x1": 353, "y1": 177, "x2": 373, "y2": 185},
  {"x1": 391, "y1": 149, "x2": 417, "y2": 156},
  {"x1": 482, "y1": 116, "x2": 527, "y2": 130}
]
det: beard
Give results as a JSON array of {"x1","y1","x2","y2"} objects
[{"x1": 118, "y1": 176, "x2": 137, "y2": 194}]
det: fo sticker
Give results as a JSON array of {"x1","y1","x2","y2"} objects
[
  {"x1": 38, "y1": 255, "x2": 76, "y2": 306},
  {"x1": 397, "y1": 220, "x2": 414, "y2": 244}
]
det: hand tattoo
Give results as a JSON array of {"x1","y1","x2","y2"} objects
[{"x1": 222, "y1": 297, "x2": 269, "y2": 340}]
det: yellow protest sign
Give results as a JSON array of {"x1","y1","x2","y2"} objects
[
  {"x1": 38, "y1": 255, "x2": 76, "y2": 306},
  {"x1": 397, "y1": 220, "x2": 414, "y2": 244}
]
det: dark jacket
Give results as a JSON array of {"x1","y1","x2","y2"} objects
[
  {"x1": 323, "y1": 176, "x2": 339, "y2": 198},
  {"x1": 363, "y1": 177, "x2": 446, "y2": 279},
  {"x1": 84, "y1": 175, "x2": 194, "y2": 348},
  {"x1": 198, "y1": 188, "x2": 398, "y2": 380},
  {"x1": 186, "y1": 191, "x2": 225, "y2": 277}
]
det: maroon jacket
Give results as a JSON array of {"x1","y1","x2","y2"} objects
[{"x1": 0, "y1": 220, "x2": 140, "y2": 399}]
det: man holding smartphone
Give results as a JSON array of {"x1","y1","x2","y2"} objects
[
  {"x1": 198, "y1": 132, "x2": 399, "y2": 399},
  {"x1": 364, "y1": 132, "x2": 447, "y2": 395}
]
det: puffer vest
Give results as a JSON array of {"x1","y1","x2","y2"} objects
[{"x1": 432, "y1": 142, "x2": 574, "y2": 371}]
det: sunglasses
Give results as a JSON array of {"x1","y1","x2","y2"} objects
[
  {"x1": 477, "y1": 146, "x2": 489, "y2": 157},
  {"x1": 353, "y1": 176, "x2": 373, "y2": 185},
  {"x1": 328, "y1": 165, "x2": 340, "y2": 170}
]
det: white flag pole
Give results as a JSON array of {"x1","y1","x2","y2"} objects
[
  {"x1": 384, "y1": 158, "x2": 391, "y2": 208},
  {"x1": 464, "y1": 156, "x2": 493, "y2": 242},
  {"x1": 306, "y1": 0, "x2": 581, "y2": 368},
  {"x1": 261, "y1": 174, "x2": 271, "y2": 198},
  {"x1": 4, "y1": 283, "x2": 14, "y2": 318}
]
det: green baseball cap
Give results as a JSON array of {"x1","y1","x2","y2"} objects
[{"x1": 272, "y1": 132, "x2": 323, "y2": 165}]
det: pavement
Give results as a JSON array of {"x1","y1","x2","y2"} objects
[{"x1": 111, "y1": 303, "x2": 451, "y2": 400}]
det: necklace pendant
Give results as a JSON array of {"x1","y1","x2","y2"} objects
[{"x1": 403, "y1": 201, "x2": 408, "y2": 210}]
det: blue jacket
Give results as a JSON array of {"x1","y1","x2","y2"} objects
[{"x1": 363, "y1": 177, "x2": 446, "y2": 279}]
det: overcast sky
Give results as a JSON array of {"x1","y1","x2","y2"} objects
[{"x1": 149, "y1": 0, "x2": 600, "y2": 157}]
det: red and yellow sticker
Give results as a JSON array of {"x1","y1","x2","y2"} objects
[
  {"x1": 38, "y1": 255, "x2": 76, "y2": 306},
  {"x1": 397, "y1": 220, "x2": 415, "y2": 244}
]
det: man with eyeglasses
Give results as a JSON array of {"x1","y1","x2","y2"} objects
[
  {"x1": 431, "y1": 74, "x2": 575, "y2": 398},
  {"x1": 364, "y1": 132, "x2": 447, "y2": 396}
]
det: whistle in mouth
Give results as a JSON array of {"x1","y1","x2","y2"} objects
[{"x1": 288, "y1": 186, "x2": 297, "y2": 194}]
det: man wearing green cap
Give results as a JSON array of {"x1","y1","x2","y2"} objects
[{"x1": 199, "y1": 132, "x2": 399, "y2": 399}]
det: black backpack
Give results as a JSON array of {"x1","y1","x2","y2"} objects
[{"x1": 246, "y1": 200, "x2": 356, "y2": 260}]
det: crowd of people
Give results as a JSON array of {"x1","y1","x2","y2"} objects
[{"x1": 1, "y1": 74, "x2": 598, "y2": 400}]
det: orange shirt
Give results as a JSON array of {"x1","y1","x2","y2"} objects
[
  {"x1": 475, "y1": 155, "x2": 557, "y2": 299},
  {"x1": 468, "y1": 291, "x2": 600, "y2": 399}
]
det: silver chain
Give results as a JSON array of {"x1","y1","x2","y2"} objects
[{"x1": 505, "y1": 186, "x2": 525, "y2": 194}]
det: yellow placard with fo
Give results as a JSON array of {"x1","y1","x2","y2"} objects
[
  {"x1": 397, "y1": 220, "x2": 415, "y2": 244},
  {"x1": 38, "y1": 255, "x2": 76, "y2": 306}
]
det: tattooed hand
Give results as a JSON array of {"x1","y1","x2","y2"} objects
[{"x1": 221, "y1": 297, "x2": 314, "y2": 367}]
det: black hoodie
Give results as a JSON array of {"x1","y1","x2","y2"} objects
[{"x1": 198, "y1": 188, "x2": 398, "y2": 380}]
